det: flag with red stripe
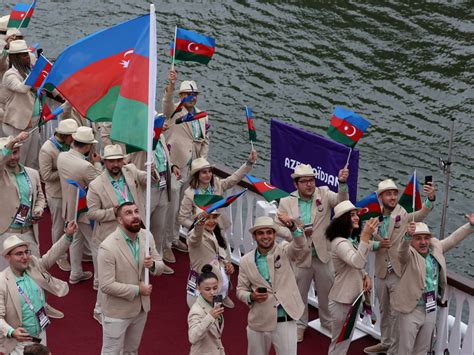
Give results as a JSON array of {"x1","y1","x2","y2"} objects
[
  {"x1": 327, "y1": 107, "x2": 370, "y2": 148},
  {"x1": 7, "y1": 0, "x2": 36, "y2": 28},
  {"x1": 246, "y1": 174, "x2": 289, "y2": 202},
  {"x1": 172, "y1": 28, "x2": 215, "y2": 65},
  {"x1": 175, "y1": 110, "x2": 207, "y2": 124}
]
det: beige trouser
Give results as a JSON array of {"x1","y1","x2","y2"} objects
[
  {"x1": 398, "y1": 306, "x2": 436, "y2": 355},
  {"x1": 328, "y1": 300, "x2": 356, "y2": 355},
  {"x1": 101, "y1": 310, "x2": 148, "y2": 355},
  {"x1": 90, "y1": 236, "x2": 102, "y2": 316},
  {"x1": 0, "y1": 230, "x2": 38, "y2": 271},
  {"x1": 150, "y1": 186, "x2": 172, "y2": 255},
  {"x1": 10, "y1": 330, "x2": 46, "y2": 354},
  {"x1": 375, "y1": 271, "x2": 400, "y2": 353},
  {"x1": 173, "y1": 165, "x2": 190, "y2": 241},
  {"x1": 70, "y1": 221, "x2": 93, "y2": 280},
  {"x1": 295, "y1": 256, "x2": 334, "y2": 331},
  {"x1": 246, "y1": 321, "x2": 297, "y2": 355},
  {"x1": 47, "y1": 195, "x2": 67, "y2": 260},
  {"x1": 2, "y1": 122, "x2": 40, "y2": 170}
]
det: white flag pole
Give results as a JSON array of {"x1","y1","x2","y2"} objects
[
  {"x1": 74, "y1": 188, "x2": 80, "y2": 224},
  {"x1": 345, "y1": 148, "x2": 352, "y2": 168},
  {"x1": 144, "y1": 3, "x2": 157, "y2": 285},
  {"x1": 17, "y1": 0, "x2": 35, "y2": 29},
  {"x1": 171, "y1": 25, "x2": 177, "y2": 71},
  {"x1": 412, "y1": 170, "x2": 416, "y2": 222}
]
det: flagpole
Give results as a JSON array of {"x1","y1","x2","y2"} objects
[
  {"x1": 345, "y1": 148, "x2": 352, "y2": 168},
  {"x1": 74, "y1": 188, "x2": 79, "y2": 224},
  {"x1": 250, "y1": 140, "x2": 254, "y2": 151},
  {"x1": 412, "y1": 169, "x2": 416, "y2": 222},
  {"x1": 28, "y1": 125, "x2": 39, "y2": 134},
  {"x1": 144, "y1": 4, "x2": 157, "y2": 285},
  {"x1": 17, "y1": 0, "x2": 35, "y2": 29},
  {"x1": 171, "y1": 25, "x2": 177, "y2": 70}
]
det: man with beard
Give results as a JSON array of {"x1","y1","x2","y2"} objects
[
  {"x1": 57, "y1": 126, "x2": 102, "y2": 285},
  {"x1": 87, "y1": 144, "x2": 149, "y2": 324},
  {"x1": 98, "y1": 202, "x2": 165, "y2": 354},
  {"x1": 364, "y1": 178, "x2": 435, "y2": 354},
  {"x1": 237, "y1": 216, "x2": 308, "y2": 355}
]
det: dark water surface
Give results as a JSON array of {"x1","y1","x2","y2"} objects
[{"x1": 5, "y1": 1, "x2": 472, "y2": 277}]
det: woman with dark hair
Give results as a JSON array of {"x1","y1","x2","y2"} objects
[
  {"x1": 188, "y1": 264, "x2": 225, "y2": 355},
  {"x1": 326, "y1": 201, "x2": 379, "y2": 355},
  {"x1": 186, "y1": 210, "x2": 235, "y2": 309},
  {"x1": 178, "y1": 150, "x2": 257, "y2": 231},
  {"x1": 2, "y1": 39, "x2": 40, "y2": 169}
]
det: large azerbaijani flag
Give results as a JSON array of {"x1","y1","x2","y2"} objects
[
  {"x1": 246, "y1": 174, "x2": 289, "y2": 202},
  {"x1": 399, "y1": 172, "x2": 422, "y2": 213},
  {"x1": 7, "y1": 1, "x2": 36, "y2": 28},
  {"x1": 327, "y1": 107, "x2": 370, "y2": 148},
  {"x1": 172, "y1": 27, "x2": 215, "y2": 65},
  {"x1": 41, "y1": 15, "x2": 151, "y2": 132},
  {"x1": 355, "y1": 192, "x2": 382, "y2": 221}
]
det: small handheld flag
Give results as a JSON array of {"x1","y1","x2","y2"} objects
[
  {"x1": 171, "y1": 91, "x2": 196, "y2": 118},
  {"x1": 327, "y1": 107, "x2": 370, "y2": 148},
  {"x1": 39, "y1": 105, "x2": 63, "y2": 127},
  {"x1": 355, "y1": 192, "x2": 382, "y2": 221},
  {"x1": 245, "y1": 106, "x2": 257, "y2": 143},
  {"x1": 66, "y1": 179, "x2": 88, "y2": 220},
  {"x1": 399, "y1": 172, "x2": 422, "y2": 214},
  {"x1": 194, "y1": 194, "x2": 224, "y2": 210},
  {"x1": 152, "y1": 114, "x2": 165, "y2": 149},
  {"x1": 336, "y1": 291, "x2": 364, "y2": 343},
  {"x1": 203, "y1": 189, "x2": 247, "y2": 214},
  {"x1": 8, "y1": 0, "x2": 37, "y2": 29},
  {"x1": 172, "y1": 27, "x2": 215, "y2": 65},
  {"x1": 25, "y1": 54, "x2": 52, "y2": 89},
  {"x1": 175, "y1": 111, "x2": 207, "y2": 124},
  {"x1": 246, "y1": 174, "x2": 289, "y2": 202}
]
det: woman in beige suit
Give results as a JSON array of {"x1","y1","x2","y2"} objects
[
  {"x1": 187, "y1": 211, "x2": 234, "y2": 309},
  {"x1": 178, "y1": 150, "x2": 257, "y2": 230},
  {"x1": 188, "y1": 264, "x2": 225, "y2": 355},
  {"x1": 326, "y1": 201, "x2": 378, "y2": 355}
]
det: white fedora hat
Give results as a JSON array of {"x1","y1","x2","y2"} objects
[
  {"x1": 6, "y1": 28, "x2": 22, "y2": 40},
  {"x1": 333, "y1": 200, "x2": 357, "y2": 219},
  {"x1": 194, "y1": 207, "x2": 221, "y2": 218},
  {"x1": 413, "y1": 222, "x2": 432, "y2": 236},
  {"x1": 249, "y1": 216, "x2": 278, "y2": 234},
  {"x1": 55, "y1": 119, "x2": 78, "y2": 135},
  {"x1": 0, "y1": 16, "x2": 9, "y2": 32},
  {"x1": 190, "y1": 157, "x2": 214, "y2": 176},
  {"x1": 291, "y1": 164, "x2": 316, "y2": 180},
  {"x1": 102, "y1": 144, "x2": 124, "y2": 160},
  {"x1": 8, "y1": 39, "x2": 29, "y2": 54},
  {"x1": 179, "y1": 80, "x2": 200, "y2": 94},
  {"x1": 3, "y1": 235, "x2": 29, "y2": 256},
  {"x1": 0, "y1": 136, "x2": 22, "y2": 150},
  {"x1": 377, "y1": 179, "x2": 398, "y2": 195},
  {"x1": 72, "y1": 126, "x2": 97, "y2": 144}
]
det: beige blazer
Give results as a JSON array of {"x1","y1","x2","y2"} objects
[
  {"x1": 162, "y1": 89, "x2": 209, "y2": 169},
  {"x1": 57, "y1": 149, "x2": 103, "y2": 223},
  {"x1": 178, "y1": 162, "x2": 252, "y2": 230},
  {"x1": 392, "y1": 223, "x2": 472, "y2": 314},
  {"x1": 329, "y1": 238, "x2": 369, "y2": 304},
  {"x1": 98, "y1": 227, "x2": 165, "y2": 319},
  {"x1": 2, "y1": 67, "x2": 35, "y2": 130},
  {"x1": 38, "y1": 137, "x2": 64, "y2": 199},
  {"x1": 87, "y1": 164, "x2": 147, "y2": 243},
  {"x1": 0, "y1": 236, "x2": 70, "y2": 353},
  {"x1": 276, "y1": 186, "x2": 349, "y2": 266},
  {"x1": 0, "y1": 51, "x2": 8, "y2": 120},
  {"x1": 0, "y1": 151, "x2": 45, "y2": 242},
  {"x1": 236, "y1": 236, "x2": 308, "y2": 332},
  {"x1": 188, "y1": 296, "x2": 225, "y2": 355},
  {"x1": 188, "y1": 224, "x2": 230, "y2": 292},
  {"x1": 373, "y1": 203, "x2": 433, "y2": 279}
]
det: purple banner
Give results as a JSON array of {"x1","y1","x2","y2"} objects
[{"x1": 270, "y1": 119, "x2": 359, "y2": 202}]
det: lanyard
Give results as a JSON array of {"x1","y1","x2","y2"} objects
[
  {"x1": 49, "y1": 136, "x2": 63, "y2": 151},
  {"x1": 23, "y1": 169, "x2": 34, "y2": 206},
  {"x1": 111, "y1": 179, "x2": 129, "y2": 202},
  {"x1": 16, "y1": 282, "x2": 41, "y2": 312},
  {"x1": 428, "y1": 254, "x2": 438, "y2": 285}
]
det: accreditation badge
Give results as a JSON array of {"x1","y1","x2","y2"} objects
[
  {"x1": 36, "y1": 307, "x2": 51, "y2": 330},
  {"x1": 423, "y1": 291, "x2": 437, "y2": 313},
  {"x1": 14, "y1": 204, "x2": 30, "y2": 225},
  {"x1": 186, "y1": 270, "x2": 199, "y2": 296}
]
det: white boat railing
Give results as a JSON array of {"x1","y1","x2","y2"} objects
[{"x1": 191, "y1": 166, "x2": 473, "y2": 354}]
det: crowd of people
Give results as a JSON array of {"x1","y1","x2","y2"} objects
[{"x1": 0, "y1": 14, "x2": 473, "y2": 355}]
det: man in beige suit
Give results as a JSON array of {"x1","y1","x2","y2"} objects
[
  {"x1": 0, "y1": 15, "x2": 10, "y2": 137},
  {"x1": 87, "y1": 144, "x2": 149, "y2": 323},
  {"x1": 237, "y1": 216, "x2": 308, "y2": 355},
  {"x1": 0, "y1": 132, "x2": 45, "y2": 271},
  {"x1": 364, "y1": 178, "x2": 435, "y2": 354},
  {"x1": 39, "y1": 119, "x2": 78, "y2": 272},
  {"x1": 57, "y1": 126, "x2": 102, "y2": 285},
  {"x1": 98, "y1": 202, "x2": 165, "y2": 354},
  {"x1": 393, "y1": 216, "x2": 473, "y2": 355},
  {"x1": 276, "y1": 163, "x2": 349, "y2": 341},
  {"x1": 0, "y1": 221, "x2": 76, "y2": 354}
]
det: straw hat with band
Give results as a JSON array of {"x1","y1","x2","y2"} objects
[
  {"x1": 412, "y1": 222, "x2": 432, "y2": 236},
  {"x1": 72, "y1": 127, "x2": 97, "y2": 144},
  {"x1": 333, "y1": 200, "x2": 357, "y2": 219},
  {"x1": 291, "y1": 164, "x2": 316, "y2": 180},
  {"x1": 179, "y1": 80, "x2": 200, "y2": 94},
  {"x1": 249, "y1": 216, "x2": 278, "y2": 234},
  {"x1": 2, "y1": 235, "x2": 29, "y2": 256},
  {"x1": 55, "y1": 119, "x2": 78, "y2": 135},
  {"x1": 377, "y1": 179, "x2": 398, "y2": 195},
  {"x1": 190, "y1": 157, "x2": 214, "y2": 177},
  {"x1": 8, "y1": 39, "x2": 29, "y2": 54},
  {"x1": 102, "y1": 145, "x2": 124, "y2": 160}
]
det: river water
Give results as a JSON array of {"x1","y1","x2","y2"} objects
[{"x1": 5, "y1": 1, "x2": 472, "y2": 277}]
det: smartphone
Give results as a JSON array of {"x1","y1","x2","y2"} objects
[
  {"x1": 212, "y1": 294, "x2": 223, "y2": 307},
  {"x1": 31, "y1": 336, "x2": 42, "y2": 343},
  {"x1": 425, "y1": 176, "x2": 433, "y2": 184},
  {"x1": 378, "y1": 215, "x2": 384, "y2": 222},
  {"x1": 257, "y1": 287, "x2": 267, "y2": 293}
]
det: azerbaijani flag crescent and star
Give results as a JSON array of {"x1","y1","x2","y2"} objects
[
  {"x1": 41, "y1": 15, "x2": 150, "y2": 132},
  {"x1": 172, "y1": 28, "x2": 215, "y2": 65},
  {"x1": 246, "y1": 174, "x2": 289, "y2": 202},
  {"x1": 7, "y1": 0, "x2": 36, "y2": 28},
  {"x1": 399, "y1": 172, "x2": 422, "y2": 213},
  {"x1": 25, "y1": 54, "x2": 52, "y2": 89},
  {"x1": 327, "y1": 107, "x2": 370, "y2": 148},
  {"x1": 245, "y1": 106, "x2": 257, "y2": 142},
  {"x1": 355, "y1": 192, "x2": 382, "y2": 221}
]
